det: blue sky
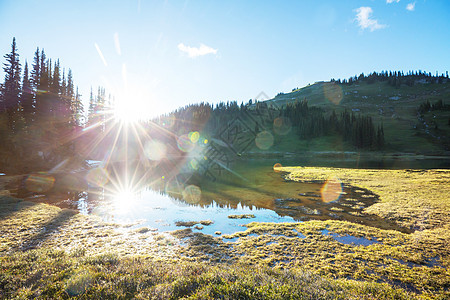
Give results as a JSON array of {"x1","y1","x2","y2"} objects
[{"x1": 1, "y1": 0, "x2": 449, "y2": 118}]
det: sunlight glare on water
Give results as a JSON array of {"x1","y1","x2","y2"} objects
[{"x1": 113, "y1": 188, "x2": 136, "y2": 214}]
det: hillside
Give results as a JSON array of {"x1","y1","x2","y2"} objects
[{"x1": 264, "y1": 80, "x2": 450, "y2": 154}]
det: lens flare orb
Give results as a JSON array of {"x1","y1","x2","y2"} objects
[
  {"x1": 182, "y1": 185, "x2": 202, "y2": 204},
  {"x1": 321, "y1": 176, "x2": 343, "y2": 203},
  {"x1": 255, "y1": 131, "x2": 274, "y2": 150},
  {"x1": 177, "y1": 134, "x2": 196, "y2": 152},
  {"x1": 323, "y1": 82, "x2": 343, "y2": 105},
  {"x1": 190, "y1": 159, "x2": 199, "y2": 170},
  {"x1": 25, "y1": 173, "x2": 55, "y2": 193},
  {"x1": 144, "y1": 140, "x2": 166, "y2": 161},
  {"x1": 273, "y1": 117, "x2": 292, "y2": 135},
  {"x1": 273, "y1": 163, "x2": 283, "y2": 172},
  {"x1": 188, "y1": 131, "x2": 200, "y2": 143},
  {"x1": 86, "y1": 167, "x2": 109, "y2": 187}
]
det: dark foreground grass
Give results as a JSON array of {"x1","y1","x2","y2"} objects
[{"x1": 0, "y1": 248, "x2": 416, "y2": 299}]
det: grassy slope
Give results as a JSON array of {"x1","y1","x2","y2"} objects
[{"x1": 262, "y1": 81, "x2": 450, "y2": 153}]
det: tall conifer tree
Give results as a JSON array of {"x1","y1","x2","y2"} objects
[
  {"x1": 1, "y1": 37, "x2": 21, "y2": 131},
  {"x1": 21, "y1": 61, "x2": 34, "y2": 126}
]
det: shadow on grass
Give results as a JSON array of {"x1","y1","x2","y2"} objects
[
  {"x1": 0, "y1": 196, "x2": 37, "y2": 220},
  {"x1": 21, "y1": 210, "x2": 75, "y2": 251},
  {"x1": 1, "y1": 197, "x2": 77, "y2": 251}
]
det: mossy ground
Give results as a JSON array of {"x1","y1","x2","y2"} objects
[
  {"x1": 1, "y1": 167, "x2": 449, "y2": 298},
  {"x1": 1, "y1": 248, "x2": 415, "y2": 299}
]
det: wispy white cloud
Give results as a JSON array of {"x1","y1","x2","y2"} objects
[
  {"x1": 386, "y1": 0, "x2": 400, "y2": 4},
  {"x1": 406, "y1": 2, "x2": 416, "y2": 11},
  {"x1": 177, "y1": 43, "x2": 218, "y2": 58},
  {"x1": 354, "y1": 7, "x2": 387, "y2": 32}
]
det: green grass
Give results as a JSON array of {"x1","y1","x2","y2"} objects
[{"x1": 0, "y1": 248, "x2": 417, "y2": 299}]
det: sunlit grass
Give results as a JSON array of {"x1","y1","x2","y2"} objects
[
  {"x1": 283, "y1": 167, "x2": 450, "y2": 230},
  {"x1": 0, "y1": 247, "x2": 416, "y2": 299}
]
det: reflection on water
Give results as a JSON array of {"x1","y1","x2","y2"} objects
[
  {"x1": 85, "y1": 187, "x2": 297, "y2": 236},
  {"x1": 19, "y1": 157, "x2": 437, "y2": 235},
  {"x1": 322, "y1": 229, "x2": 379, "y2": 246}
]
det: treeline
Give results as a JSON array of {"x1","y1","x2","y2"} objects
[
  {"x1": 284, "y1": 100, "x2": 384, "y2": 149},
  {"x1": 417, "y1": 99, "x2": 450, "y2": 129},
  {"x1": 0, "y1": 38, "x2": 90, "y2": 172},
  {"x1": 331, "y1": 70, "x2": 449, "y2": 87},
  {"x1": 155, "y1": 98, "x2": 385, "y2": 151},
  {"x1": 418, "y1": 99, "x2": 448, "y2": 114},
  {"x1": 0, "y1": 38, "x2": 84, "y2": 133},
  {"x1": 155, "y1": 100, "x2": 256, "y2": 135}
]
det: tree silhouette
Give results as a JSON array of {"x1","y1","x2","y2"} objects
[
  {"x1": 1, "y1": 37, "x2": 21, "y2": 132},
  {"x1": 21, "y1": 61, "x2": 34, "y2": 127}
]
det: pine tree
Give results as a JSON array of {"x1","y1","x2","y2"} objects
[
  {"x1": 66, "y1": 69, "x2": 76, "y2": 125},
  {"x1": 61, "y1": 68, "x2": 66, "y2": 97},
  {"x1": 31, "y1": 47, "x2": 40, "y2": 92},
  {"x1": 50, "y1": 59, "x2": 61, "y2": 119},
  {"x1": 72, "y1": 86, "x2": 84, "y2": 126},
  {"x1": 35, "y1": 49, "x2": 49, "y2": 119},
  {"x1": 96, "y1": 87, "x2": 106, "y2": 132},
  {"x1": 21, "y1": 61, "x2": 34, "y2": 126},
  {"x1": 1, "y1": 37, "x2": 22, "y2": 131},
  {"x1": 87, "y1": 87, "x2": 96, "y2": 124}
]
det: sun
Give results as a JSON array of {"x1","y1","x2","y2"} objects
[{"x1": 112, "y1": 84, "x2": 164, "y2": 123}]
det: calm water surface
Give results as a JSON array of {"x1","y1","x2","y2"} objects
[{"x1": 21, "y1": 158, "x2": 425, "y2": 235}]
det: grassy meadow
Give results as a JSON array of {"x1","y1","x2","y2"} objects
[{"x1": 1, "y1": 167, "x2": 449, "y2": 299}]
